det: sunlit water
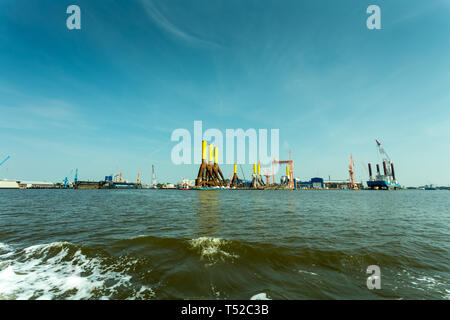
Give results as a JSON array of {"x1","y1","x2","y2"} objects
[{"x1": 0, "y1": 189, "x2": 449, "y2": 300}]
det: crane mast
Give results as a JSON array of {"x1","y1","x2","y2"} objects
[
  {"x1": 349, "y1": 155, "x2": 356, "y2": 189},
  {"x1": 272, "y1": 152, "x2": 294, "y2": 190},
  {"x1": 152, "y1": 165, "x2": 157, "y2": 187},
  {"x1": 375, "y1": 140, "x2": 396, "y2": 183},
  {"x1": 137, "y1": 169, "x2": 141, "y2": 185}
]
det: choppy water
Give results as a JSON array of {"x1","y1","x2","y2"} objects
[{"x1": 0, "y1": 189, "x2": 449, "y2": 300}]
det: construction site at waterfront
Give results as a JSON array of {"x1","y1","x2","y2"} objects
[{"x1": 0, "y1": 139, "x2": 409, "y2": 191}]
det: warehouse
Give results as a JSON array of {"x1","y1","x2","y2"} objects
[
  {"x1": 295, "y1": 177, "x2": 325, "y2": 189},
  {"x1": 0, "y1": 179, "x2": 20, "y2": 189}
]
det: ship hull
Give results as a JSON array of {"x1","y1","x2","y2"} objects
[{"x1": 367, "y1": 180, "x2": 400, "y2": 190}]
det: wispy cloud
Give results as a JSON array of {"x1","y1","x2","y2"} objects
[
  {"x1": 0, "y1": 98, "x2": 96, "y2": 131},
  {"x1": 140, "y1": 0, "x2": 221, "y2": 48},
  {"x1": 391, "y1": 0, "x2": 450, "y2": 27}
]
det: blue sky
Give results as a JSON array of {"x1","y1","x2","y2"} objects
[{"x1": 0, "y1": 0, "x2": 449, "y2": 186}]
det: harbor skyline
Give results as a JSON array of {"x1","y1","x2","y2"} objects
[{"x1": 1, "y1": 0, "x2": 450, "y2": 186}]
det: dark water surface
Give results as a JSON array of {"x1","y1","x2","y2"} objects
[{"x1": 0, "y1": 189, "x2": 449, "y2": 300}]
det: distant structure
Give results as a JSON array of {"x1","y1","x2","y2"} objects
[
  {"x1": 367, "y1": 140, "x2": 400, "y2": 190},
  {"x1": 229, "y1": 164, "x2": 242, "y2": 187},
  {"x1": 137, "y1": 169, "x2": 141, "y2": 185},
  {"x1": 251, "y1": 163, "x2": 265, "y2": 189},
  {"x1": 296, "y1": 177, "x2": 325, "y2": 189},
  {"x1": 62, "y1": 169, "x2": 73, "y2": 188},
  {"x1": 348, "y1": 155, "x2": 357, "y2": 189},
  {"x1": 280, "y1": 165, "x2": 291, "y2": 187},
  {"x1": 261, "y1": 166, "x2": 273, "y2": 186},
  {"x1": 324, "y1": 179, "x2": 361, "y2": 190},
  {"x1": 0, "y1": 156, "x2": 19, "y2": 189},
  {"x1": 117, "y1": 168, "x2": 124, "y2": 182},
  {"x1": 195, "y1": 140, "x2": 226, "y2": 187},
  {"x1": 212, "y1": 146, "x2": 226, "y2": 186},
  {"x1": 239, "y1": 164, "x2": 246, "y2": 181},
  {"x1": 152, "y1": 165, "x2": 157, "y2": 187},
  {"x1": 272, "y1": 151, "x2": 294, "y2": 189}
]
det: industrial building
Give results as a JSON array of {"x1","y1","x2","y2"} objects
[
  {"x1": 0, "y1": 180, "x2": 56, "y2": 189},
  {"x1": 0, "y1": 179, "x2": 20, "y2": 189},
  {"x1": 324, "y1": 179, "x2": 362, "y2": 190},
  {"x1": 295, "y1": 177, "x2": 362, "y2": 190},
  {"x1": 295, "y1": 177, "x2": 325, "y2": 189},
  {"x1": 19, "y1": 181, "x2": 55, "y2": 189}
]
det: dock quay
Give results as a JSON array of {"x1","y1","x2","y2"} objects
[{"x1": 73, "y1": 181, "x2": 142, "y2": 189}]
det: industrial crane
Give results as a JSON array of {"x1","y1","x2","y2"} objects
[
  {"x1": 376, "y1": 139, "x2": 391, "y2": 161},
  {"x1": 152, "y1": 165, "x2": 157, "y2": 186},
  {"x1": 272, "y1": 150, "x2": 294, "y2": 189},
  {"x1": 375, "y1": 139, "x2": 396, "y2": 182},
  {"x1": 0, "y1": 156, "x2": 10, "y2": 169},
  {"x1": 239, "y1": 164, "x2": 246, "y2": 181},
  {"x1": 349, "y1": 155, "x2": 356, "y2": 189},
  {"x1": 367, "y1": 139, "x2": 399, "y2": 190},
  {"x1": 62, "y1": 177, "x2": 69, "y2": 188},
  {"x1": 62, "y1": 169, "x2": 74, "y2": 188}
]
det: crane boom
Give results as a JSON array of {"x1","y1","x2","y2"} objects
[
  {"x1": 152, "y1": 165, "x2": 157, "y2": 186},
  {"x1": 376, "y1": 139, "x2": 391, "y2": 161},
  {"x1": 239, "y1": 164, "x2": 246, "y2": 181},
  {"x1": 117, "y1": 168, "x2": 123, "y2": 182},
  {"x1": 375, "y1": 139, "x2": 396, "y2": 183},
  {"x1": 0, "y1": 156, "x2": 11, "y2": 168}
]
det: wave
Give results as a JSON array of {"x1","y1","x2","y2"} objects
[
  {"x1": 0, "y1": 241, "x2": 154, "y2": 300},
  {"x1": 250, "y1": 292, "x2": 271, "y2": 300},
  {"x1": 111, "y1": 235, "x2": 240, "y2": 266},
  {"x1": 1, "y1": 237, "x2": 448, "y2": 299},
  {"x1": 188, "y1": 237, "x2": 239, "y2": 265},
  {"x1": 105, "y1": 235, "x2": 441, "y2": 272}
]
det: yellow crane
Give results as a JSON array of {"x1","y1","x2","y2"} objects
[{"x1": 137, "y1": 169, "x2": 141, "y2": 185}]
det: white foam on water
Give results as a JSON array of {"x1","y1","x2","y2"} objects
[
  {"x1": 188, "y1": 237, "x2": 239, "y2": 265},
  {"x1": 415, "y1": 276, "x2": 438, "y2": 286},
  {"x1": 210, "y1": 284, "x2": 221, "y2": 298},
  {"x1": 132, "y1": 285, "x2": 156, "y2": 300},
  {"x1": 128, "y1": 235, "x2": 148, "y2": 240},
  {"x1": 0, "y1": 243, "x2": 11, "y2": 251},
  {"x1": 0, "y1": 243, "x2": 13, "y2": 255},
  {"x1": 0, "y1": 243, "x2": 14, "y2": 260},
  {"x1": 298, "y1": 269, "x2": 318, "y2": 276},
  {"x1": 0, "y1": 241, "x2": 149, "y2": 300},
  {"x1": 444, "y1": 289, "x2": 450, "y2": 300},
  {"x1": 402, "y1": 269, "x2": 449, "y2": 299},
  {"x1": 250, "y1": 292, "x2": 271, "y2": 300}
]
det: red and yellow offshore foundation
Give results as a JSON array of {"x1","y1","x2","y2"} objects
[{"x1": 195, "y1": 140, "x2": 227, "y2": 187}]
